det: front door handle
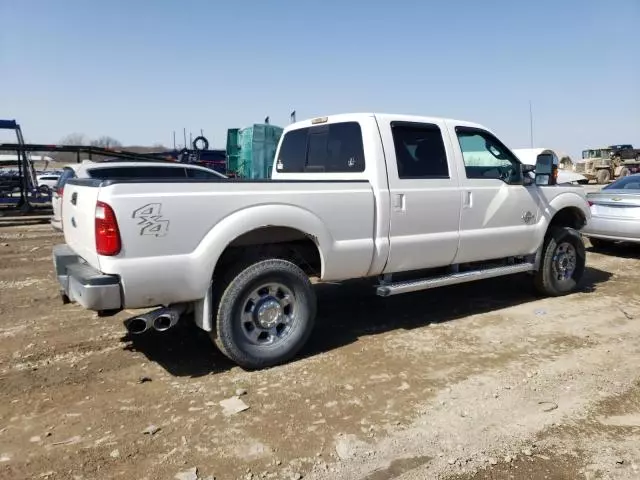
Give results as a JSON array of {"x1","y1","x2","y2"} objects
[{"x1": 463, "y1": 191, "x2": 473, "y2": 208}]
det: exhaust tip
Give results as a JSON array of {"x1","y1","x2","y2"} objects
[
  {"x1": 153, "y1": 314, "x2": 174, "y2": 332},
  {"x1": 126, "y1": 317, "x2": 149, "y2": 335}
]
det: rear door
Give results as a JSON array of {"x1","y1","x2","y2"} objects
[{"x1": 378, "y1": 118, "x2": 462, "y2": 273}]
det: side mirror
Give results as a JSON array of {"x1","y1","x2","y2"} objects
[
  {"x1": 534, "y1": 153, "x2": 558, "y2": 186},
  {"x1": 521, "y1": 164, "x2": 535, "y2": 185}
]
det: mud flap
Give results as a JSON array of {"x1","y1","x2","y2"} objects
[{"x1": 193, "y1": 282, "x2": 213, "y2": 332}]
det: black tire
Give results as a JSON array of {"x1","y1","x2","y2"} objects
[
  {"x1": 535, "y1": 227, "x2": 586, "y2": 297},
  {"x1": 211, "y1": 258, "x2": 317, "y2": 369},
  {"x1": 589, "y1": 237, "x2": 613, "y2": 249},
  {"x1": 596, "y1": 169, "x2": 611, "y2": 184},
  {"x1": 619, "y1": 167, "x2": 630, "y2": 178},
  {"x1": 192, "y1": 136, "x2": 209, "y2": 151}
]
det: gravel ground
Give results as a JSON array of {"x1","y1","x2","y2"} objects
[{"x1": 1, "y1": 220, "x2": 639, "y2": 480}]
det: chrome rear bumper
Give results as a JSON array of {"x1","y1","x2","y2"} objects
[{"x1": 52, "y1": 244, "x2": 122, "y2": 312}]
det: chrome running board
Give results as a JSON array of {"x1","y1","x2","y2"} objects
[{"x1": 376, "y1": 263, "x2": 535, "y2": 297}]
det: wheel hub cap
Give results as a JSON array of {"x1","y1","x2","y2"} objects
[
  {"x1": 553, "y1": 242, "x2": 577, "y2": 280},
  {"x1": 256, "y1": 298, "x2": 283, "y2": 328},
  {"x1": 240, "y1": 283, "x2": 296, "y2": 345}
]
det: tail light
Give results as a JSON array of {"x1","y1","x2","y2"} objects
[
  {"x1": 95, "y1": 201, "x2": 121, "y2": 256},
  {"x1": 56, "y1": 186, "x2": 64, "y2": 196}
]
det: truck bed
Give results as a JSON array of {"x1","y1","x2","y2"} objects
[{"x1": 61, "y1": 177, "x2": 377, "y2": 308}]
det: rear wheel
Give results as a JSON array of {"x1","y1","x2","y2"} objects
[
  {"x1": 619, "y1": 167, "x2": 630, "y2": 178},
  {"x1": 535, "y1": 227, "x2": 586, "y2": 297},
  {"x1": 211, "y1": 258, "x2": 317, "y2": 369},
  {"x1": 596, "y1": 169, "x2": 611, "y2": 184}
]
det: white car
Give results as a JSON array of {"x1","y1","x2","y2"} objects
[
  {"x1": 37, "y1": 173, "x2": 61, "y2": 191},
  {"x1": 50, "y1": 160, "x2": 226, "y2": 230},
  {"x1": 55, "y1": 113, "x2": 590, "y2": 369},
  {"x1": 582, "y1": 174, "x2": 640, "y2": 247}
]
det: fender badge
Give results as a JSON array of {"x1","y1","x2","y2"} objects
[{"x1": 522, "y1": 211, "x2": 535, "y2": 224}]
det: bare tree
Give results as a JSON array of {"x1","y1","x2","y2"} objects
[
  {"x1": 90, "y1": 136, "x2": 122, "y2": 149},
  {"x1": 52, "y1": 133, "x2": 89, "y2": 164},
  {"x1": 59, "y1": 133, "x2": 89, "y2": 145}
]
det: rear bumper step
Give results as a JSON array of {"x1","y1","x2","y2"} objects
[
  {"x1": 53, "y1": 244, "x2": 122, "y2": 311},
  {"x1": 376, "y1": 263, "x2": 535, "y2": 297}
]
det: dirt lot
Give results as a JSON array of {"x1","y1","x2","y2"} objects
[{"x1": 1, "y1": 221, "x2": 639, "y2": 480}]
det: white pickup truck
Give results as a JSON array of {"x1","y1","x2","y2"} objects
[{"x1": 54, "y1": 113, "x2": 590, "y2": 369}]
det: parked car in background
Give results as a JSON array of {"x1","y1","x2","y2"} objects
[
  {"x1": 582, "y1": 174, "x2": 640, "y2": 248},
  {"x1": 37, "y1": 172, "x2": 61, "y2": 192},
  {"x1": 50, "y1": 161, "x2": 226, "y2": 230}
]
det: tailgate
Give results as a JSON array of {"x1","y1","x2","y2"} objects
[{"x1": 62, "y1": 180, "x2": 102, "y2": 269}]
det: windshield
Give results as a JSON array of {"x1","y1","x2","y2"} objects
[{"x1": 582, "y1": 149, "x2": 613, "y2": 159}]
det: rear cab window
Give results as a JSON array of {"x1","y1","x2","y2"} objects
[
  {"x1": 390, "y1": 122, "x2": 449, "y2": 179},
  {"x1": 276, "y1": 122, "x2": 365, "y2": 173}
]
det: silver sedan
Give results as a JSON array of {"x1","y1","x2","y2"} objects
[{"x1": 583, "y1": 174, "x2": 640, "y2": 248}]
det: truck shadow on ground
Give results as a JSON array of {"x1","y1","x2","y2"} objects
[
  {"x1": 589, "y1": 243, "x2": 640, "y2": 259},
  {"x1": 122, "y1": 267, "x2": 612, "y2": 378}
]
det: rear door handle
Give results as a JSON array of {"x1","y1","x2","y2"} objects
[
  {"x1": 70, "y1": 192, "x2": 77, "y2": 205},
  {"x1": 392, "y1": 193, "x2": 406, "y2": 212}
]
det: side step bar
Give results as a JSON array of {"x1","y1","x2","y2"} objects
[{"x1": 376, "y1": 263, "x2": 535, "y2": 297}]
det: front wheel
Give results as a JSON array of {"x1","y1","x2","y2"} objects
[
  {"x1": 535, "y1": 227, "x2": 586, "y2": 297},
  {"x1": 212, "y1": 258, "x2": 317, "y2": 369},
  {"x1": 596, "y1": 169, "x2": 611, "y2": 184}
]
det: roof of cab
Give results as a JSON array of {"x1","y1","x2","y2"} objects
[{"x1": 284, "y1": 112, "x2": 487, "y2": 132}]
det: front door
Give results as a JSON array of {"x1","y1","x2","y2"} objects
[
  {"x1": 379, "y1": 119, "x2": 462, "y2": 273},
  {"x1": 451, "y1": 124, "x2": 541, "y2": 264}
]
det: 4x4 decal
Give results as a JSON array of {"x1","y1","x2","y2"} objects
[{"x1": 132, "y1": 203, "x2": 169, "y2": 237}]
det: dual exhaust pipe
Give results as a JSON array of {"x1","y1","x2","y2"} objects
[{"x1": 125, "y1": 304, "x2": 187, "y2": 335}]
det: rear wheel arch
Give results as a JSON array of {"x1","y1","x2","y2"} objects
[
  {"x1": 197, "y1": 205, "x2": 334, "y2": 291},
  {"x1": 213, "y1": 226, "x2": 324, "y2": 281}
]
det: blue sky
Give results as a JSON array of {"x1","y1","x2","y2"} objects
[{"x1": 1, "y1": 0, "x2": 638, "y2": 159}]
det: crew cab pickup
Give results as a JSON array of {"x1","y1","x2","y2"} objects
[{"x1": 54, "y1": 113, "x2": 591, "y2": 369}]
